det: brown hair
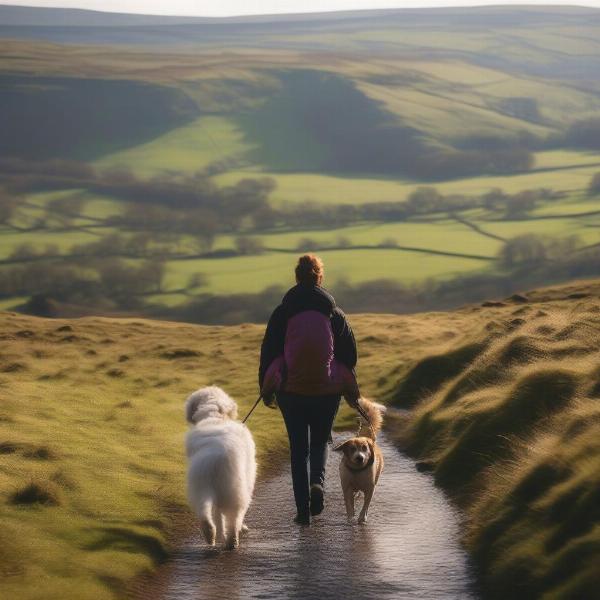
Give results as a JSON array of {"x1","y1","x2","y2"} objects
[{"x1": 295, "y1": 254, "x2": 324, "y2": 286}]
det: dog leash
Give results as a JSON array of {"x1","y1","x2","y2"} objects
[
  {"x1": 242, "y1": 393, "x2": 375, "y2": 437},
  {"x1": 242, "y1": 394, "x2": 263, "y2": 424},
  {"x1": 352, "y1": 400, "x2": 376, "y2": 440}
]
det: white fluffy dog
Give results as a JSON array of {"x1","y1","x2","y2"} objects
[{"x1": 185, "y1": 386, "x2": 256, "y2": 549}]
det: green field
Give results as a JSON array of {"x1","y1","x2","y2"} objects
[
  {"x1": 2, "y1": 5, "x2": 600, "y2": 313},
  {"x1": 3, "y1": 193, "x2": 600, "y2": 304},
  {"x1": 164, "y1": 247, "x2": 487, "y2": 294},
  {"x1": 94, "y1": 116, "x2": 254, "y2": 179},
  {"x1": 2, "y1": 178, "x2": 600, "y2": 309},
  {"x1": 218, "y1": 154, "x2": 600, "y2": 206}
]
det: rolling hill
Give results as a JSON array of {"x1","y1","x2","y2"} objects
[
  {"x1": 1, "y1": 278, "x2": 598, "y2": 598},
  {"x1": 0, "y1": 4, "x2": 600, "y2": 318}
]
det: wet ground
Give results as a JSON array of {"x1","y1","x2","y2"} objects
[{"x1": 162, "y1": 434, "x2": 476, "y2": 600}]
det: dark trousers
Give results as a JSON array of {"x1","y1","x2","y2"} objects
[{"x1": 278, "y1": 392, "x2": 340, "y2": 512}]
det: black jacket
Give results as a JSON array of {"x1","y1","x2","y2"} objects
[{"x1": 258, "y1": 284, "x2": 357, "y2": 388}]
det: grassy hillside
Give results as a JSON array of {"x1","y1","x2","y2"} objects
[
  {"x1": 0, "y1": 313, "x2": 282, "y2": 599},
  {"x1": 390, "y1": 279, "x2": 600, "y2": 598},
  {"x1": 0, "y1": 74, "x2": 199, "y2": 160},
  {"x1": 1, "y1": 279, "x2": 599, "y2": 598},
  {"x1": 0, "y1": 307, "x2": 448, "y2": 599}
]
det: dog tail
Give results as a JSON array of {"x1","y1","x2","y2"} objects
[{"x1": 358, "y1": 397, "x2": 386, "y2": 439}]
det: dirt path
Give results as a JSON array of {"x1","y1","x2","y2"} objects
[{"x1": 161, "y1": 433, "x2": 476, "y2": 600}]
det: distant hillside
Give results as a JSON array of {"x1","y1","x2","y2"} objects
[
  {"x1": 1, "y1": 3, "x2": 600, "y2": 317},
  {"x1": 0, "y1": 5, "x2": 440, "y2": 26},
  {"x1": 2, "y1": 4, "x2": 595, "y2": 27},
  {"x1": 1, "y1": 4, "x2": 600, "y2": 58},
  {"x1": 0, "y1": 74, "x2": 199, "y2": 160}
]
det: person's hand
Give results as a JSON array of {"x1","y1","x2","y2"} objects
[
  {"x1": 262, "y1": 392, "x2": 278, "y2": 409},
  {"x1": 345, "y1": 392, "x2": 360, "y2": 410}
]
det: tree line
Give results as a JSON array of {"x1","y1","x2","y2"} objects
[
  {"x1": 155, "y1": 238, "x2": 600, "y2": 324},
  {"x1": 0, "y1": 258, "x2": 165, "y2": 310},
  {"x1": 2, "y1": 157, "x2": 599, "y2": 322},
  {"x1": 8, "y1": 232, "x2": 599, "y2": 324},
  {"x1": 0, "y1": 158, "x2": 275, "y2": 240},
  {"x1": 1, "y1": 157, "x2": 572, "y2": 256}
]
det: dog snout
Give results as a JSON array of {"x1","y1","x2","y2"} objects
[{"x1": 355, "y1": 452, "x2": 366, "y2": 464}]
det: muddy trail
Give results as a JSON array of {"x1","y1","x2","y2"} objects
[{"x1": 160, "y1": 433, "x2": 476, "y2": 600}]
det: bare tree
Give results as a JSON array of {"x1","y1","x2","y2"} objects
[
  {"x1": 187, "y1": 272, "x2": 208, "y2": 290},
  {"x1": 588, "y1": 172, "x2": 600, "y2": 196},
  {"x1": 498, "y1": 235, "x2": 548, "y2": 268},
  {"x1": 137, "y1": 260, "x2": 166, "y2": 293},
  {"x1": 504, "y1": 190, "x2": 538, "y2": 219},
  {"x1": 483, "y1": 188, "x2": 508, "y2": 212},
  {"x1": 126, "y1": 232, "x2": 152, "y2": 257},
  {"x1": 0, "y1": 188, "x2": 17, "y2": 225},
  {"x1": 407, "y1": 187, "x2": 443, "y2": 214},
  {"x1": 9, "y1": 243, "x2": 37, "y2": 260},
  {"x1": 235, "y1": 236, "x2": 264, "y2": 255}
]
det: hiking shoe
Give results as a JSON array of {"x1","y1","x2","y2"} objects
[
  {"x1": 294, "y1": 510, "x2": 311, "y2": 526},
  {"x1": 310, "y1": 484, "x2": 324, "y2": 516}
]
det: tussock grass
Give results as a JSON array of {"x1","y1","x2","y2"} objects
[
  {"x1": 22, "y1": 444, "x2": 59, "y2": 460},
  {"x1": 391, "y1": 280, "x2": 600, "y2": 598},
  {"x1": 10, "y1": 480, "x2": 63, "y2": 506},
  {"x1": 392, "y1": 341, "x2": 487, "y2": 408},
  {"x1": 0, "y1": 312, "x2": 284, "y2": 599}
]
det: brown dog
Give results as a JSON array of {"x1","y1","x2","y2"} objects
[{"x1": 334, "y1": 398, "x2": 385, "y2": 524}]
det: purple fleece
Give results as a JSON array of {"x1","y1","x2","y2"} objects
[{"x1": 262, "y1": 310, "x2": 359, "y2": 399}]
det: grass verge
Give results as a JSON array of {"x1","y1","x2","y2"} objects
[{"x1": 388, "y1": 278, "x2": 600, "y2": 598}]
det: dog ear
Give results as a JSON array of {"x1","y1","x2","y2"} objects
[
  {"x1": 185, "y1": 392, "x2": 203, "y2": 424},
  {"x1": 216, "y1": 395, "x2": 238, "y2": 420},
  {"x1": 333, "y1": 439, "x2": 352, "y2": 453}
]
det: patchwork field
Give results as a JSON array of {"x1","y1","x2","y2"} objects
[
  {"x1": 3, "y1": 183, "x2": 600, "y2": 303},
  {"x1": 1, "y1": 5, "x2": 600, "y2": 317}
]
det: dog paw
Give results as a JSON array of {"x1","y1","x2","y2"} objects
[
  {"x1": 224, "y1": 538, "x2": 239, "y2": 550},
  {"x1": 358, "y1": 515, "x2": 368, "y2": 524},
  {"x1": 241, "y1": 524, "x2": 249, "y2": 534}
]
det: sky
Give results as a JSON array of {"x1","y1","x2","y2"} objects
[{"x1": 2, "y1": 0, "x2": 600, "y2": 17}]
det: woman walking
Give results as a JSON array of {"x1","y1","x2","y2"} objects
[{"x1": 259, "y1": 255, "x2": 358, "y2": 525}]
